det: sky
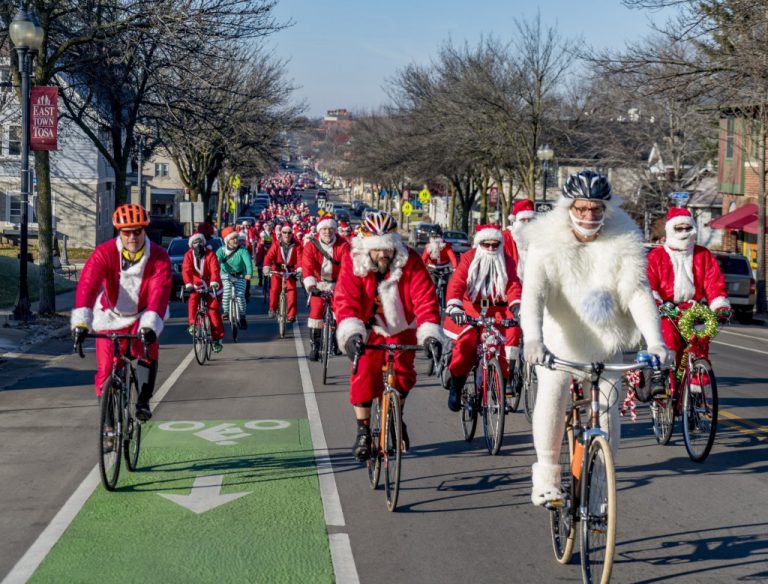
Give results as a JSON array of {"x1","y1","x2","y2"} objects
[{"x1": 269, "y1": 0, "x2": 677, "y2": 118}]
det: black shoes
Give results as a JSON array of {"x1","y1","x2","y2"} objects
[
  {"x1": 447, "y1": 375, "x2": 466, "y2": 412},
  {"x1": 353, "y1": 427, "x2": 372, "y2": 462},
  {"x1": 401, "y1": 420, "x2": 410, "y2": 452},
  {"x1": 240, "y1": 317, "x2": 248, "y2": 330},
  {"x1": 308, "y1": 344, "x2": 320, "y2": 361},
  {"x1": 136, "y1": 401, "x2": 152, "y2": 422}
]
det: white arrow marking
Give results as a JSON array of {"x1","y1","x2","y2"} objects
[{"x1": 159, "y1": 475, "x2": 249, "y2": 514}]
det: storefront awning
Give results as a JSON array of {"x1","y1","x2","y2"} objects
[{"x1": 708, "y1": 203, "x2": 760, "y2": 231}]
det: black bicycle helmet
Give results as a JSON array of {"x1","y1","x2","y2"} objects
[
  {"x1": 427, "y1": 225, "x2": 443, "y2": 237},
  {"x1": 562, "y1": 170, "x2": 612, "y2": 201}
]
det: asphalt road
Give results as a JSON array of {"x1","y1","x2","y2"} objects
[{"x1": 1, "y1": 191, "x2": 767, "y2": 583}]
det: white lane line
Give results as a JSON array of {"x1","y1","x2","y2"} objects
[
  {"x1": 719, "y1": 328, "x2": 768, "y2": 341},
  {"x1": 2, "y1": 348, "x2": 195, "y2": 584},
  {"x1": 292, "y1": 323, "x2": 359, "y2": 584},
  {"x1": 711, "y1": 339, "x2": 768, "y2": 356}
]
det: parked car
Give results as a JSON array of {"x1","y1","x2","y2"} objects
[
  {"x1": 167, "y1": 236, "x2": 223, "y2": 298},
  {"x1": 409, "y1": 222, "x2": 440, "y2": 246},
  {"x1": 235, "y1": 216, "x2": 256, "y2": 226},
  {"x1": 335, "y1": 209, "x2": 351, "y2": 223},
  {"x1": 443, "y1": 230, "x2": 471, "y2": 256},
  {"x1": 351, "y1": 200, "x2": 365, "y2": 216},
  {"x1": 713, "y1": 251, "x2": 756, "y2": 323}
]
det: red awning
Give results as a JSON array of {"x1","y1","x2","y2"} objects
[{"x1": 708, "y1": 203, "x2": 758, "y2": 231}]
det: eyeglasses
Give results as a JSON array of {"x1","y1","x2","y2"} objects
[
  {"x1": 571, "y1": 205, "x2": 604, "y2": 217},
  {"x1": 281, "y1": 230, "x2": 292, "y2": 235},
  {"x1": 120, "y1": 228, "x2": 144, "y2": 237},
  {"x1": 480, "y1": 241, "x2": 500, "y2": 249}
]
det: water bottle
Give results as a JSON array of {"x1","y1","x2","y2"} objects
[
  {"x1": 635, "y1": 350, "x2": 653, "y2": 367},
  {"x1": 649, "y1": 354, "x2": 667, "y2": 397}
]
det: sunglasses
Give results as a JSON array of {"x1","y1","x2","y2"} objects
[
  {"x1": 674, "y1": 226, "x2": 693, "y2": 232},
  {"x1": 281, "y1": 230, "x2": 292, "y2": 235},
  {"x1": 480, "y1": 241, "x2": 500, "y2": 249},
  {"x1": 120, "y1": 228, "x2": 144, "y2": 236}
]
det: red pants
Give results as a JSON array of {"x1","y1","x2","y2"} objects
[
  {"x1": 662, "y1": 318, "x2": 710, "y2": 367},
  {"x1": 269, "y1": 275, "x2": 297, "y2": 318},
  {"x1": 187, "y1": 292, "x2": 224, "y2": 341},
  {"x1": 94, "y1": 322, "x2": 158, "y2": 396},
  {"x1": 349, "y1": 329, "x2": 417, "y2": 405},
  {"x1": 308, "y1": 295, "x2": 329, "y2": 329},
  {"x1": 449, "y1": 325, "x2": 511, "y2": 379}
]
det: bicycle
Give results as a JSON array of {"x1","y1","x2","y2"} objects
[
  {"x1": 427, "y1": 265, "x2": 452, "y2": 311},
  {"x1": 272, "y1": 268, "x2": 297, "y2": 339},
  {"x1": 544, "y1": 353, "x2": 662, "y2": 584},
  {"x1": 187, "y1": 284, "x2": 215, "y2": 365},
  {"x1": 353, "y1": 343, "x2": 432, "y2": 512},
  {"x1": 223, "y1": 273, "x2": 246, "y2": 343},
  {"x1": 521, "y1": 339, "x2": 539, "y2": 423},
  {"x1": 647, "y1": 302, "x2": 719, "y2": 462},
  {"x1": 75, "y1": 332, "x2": 147, "y2": 491},
  {"x1": 318, "y1": 289, "x2": 337, "y2": 385},
  {"x1": 262, "y1": 268, "x2": 271, "y2": 305},
  {"x1": 459, "y1": 313, "x2": 516, "y2": 455}
]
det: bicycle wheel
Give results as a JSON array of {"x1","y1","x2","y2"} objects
[
  {"x1": 230, "y1": 297, "x2": 239, "y2": 343},
  {"x1": 321, "y1": 318, "x2": 331, "y2": 385},
  {"x1": 580, "y1": 435, "x2": 617, "y2": 584},
  {"x1": 383, "y1": 391, "x2": 402, "y2": 512},
  {"x1": 278, "y1": 291, "x2": 287, "y2": 339},
  {"x1": 99, "y1": 381, "x2": 122, "y2": 490},
  {"x1": 193, "y1": 312, "x2": 207, "y2": 365},
  {"x1": 507, "y1": 357, "x2": 523, "y2": 413},
  {"x1": 650, "y1": 393, "x2": 674, "y2": 446},
  {"x1": 482, "y1": 359, "x2": 506, "y2": 455},
  {"x1": 682, "y1": 359, "x2": 718, "y2": 463},
  {"x1": 550, "y1": 422, "x2": 576, "y2": 564},
  {"x1": 204, "y1": 315, "x2": 213, "y2": 361},
  {"x1": 523, "y1": 363, "x2": 538, "y2": 423},
  {"x1": 262, "y1": 277, "x2": 270, "y2": 305},
  {"x1": 124, "y1": 369, "x2": 142, "y2": 472},
  {"x1": 367, "y1": 398, "x2": 381, "y2": 489},
  {"x1": 460, "y1": 377, "x2": 478, "y2": 442}
]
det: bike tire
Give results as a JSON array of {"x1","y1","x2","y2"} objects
[
  {"x1": 367, "y1": 398, "x2": 381, "y2": 490},
  {"x1": 482, "y1": 359, "x2": 506, "y2": 455},
  {"x1": 682, "y1": 359, "x2": 718, "y2": 463},
  {"x1": 321, "y1": 318, "x2": 331, "y2": 385},
  {"x1": 508, "y1": 357, "x2": 524, "y2": 413},
  {"x1": 580, "y1": 435, "x2": 617, "y2": 584},
  {"x1": 99, "y1": 381, "x2": 122, "y2": 491},
  {"x1": 278, "y1": 291, "x2": 287, "y2": 339},
  {"x1": 460, "y1": 379, "x2": 478, "y2": 442},
  {"x1": 523, "y1": 362, "x2": 538, "y2": 424},
  {"x1": 204, "y1": 315, "x2": 213, "y2": 361},
  {"x1": 262, "y1": 278, "x2": 270, "y2": 305},
  {"x1": 193, "y1": 312, "x2": 207, "y2": 365},
  {"x1": 383, "y1": 391, "x2": 402, "y2": 512},
  {"x1": 230, "y1": 297, "x2": 239, "y2": 343},
  {"x1": 651, "y1": 393, "x2": 674, "y2": 446},
  {"x1": 124, "y1": 369, "x2": 142, "y2": 472},
  {"x1": 550, "y1": 422, "x2": 576, "y2": 564}
]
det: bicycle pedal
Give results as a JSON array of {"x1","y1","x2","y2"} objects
[{"x1": 544, "y1": 499, "x2": 565, "y2": 510}]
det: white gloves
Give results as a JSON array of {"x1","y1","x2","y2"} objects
[
  {"x1": 647, "y1": 344, "x2": 673, "y2": 366},
  {"x1": 524, "y1": 340, "x2": 549, "y2": 365}
]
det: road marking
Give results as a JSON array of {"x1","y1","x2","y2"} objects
[
  {"x1": 159, "y1": 474, "x2": 250, "y2": 514},
  {"x1": 711, "y1": 339, "x2": 768, "y2": 356},
  {"x1": 720, "y1": 409, "x2": 768, "y2": 441},
  {"x1": 1, "y1": 348, "x2": 195, "y2": 584},
  {"x1": 292, "y1": 322, "x2": 360, "y2": 584},
  {"x1": 719, "y1": 328, "x2": 768, "y2": 341}
]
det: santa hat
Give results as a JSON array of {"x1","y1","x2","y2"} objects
[
  {"x1": 473, "y1": 224, "x2": 503, "y2": 247},
  {"x1": 188, "y1": 232, "x2": 206, "y2": 247},
  {"x1": 665, "y1": 207, "x2": 695, "y2": 229},
  {"x1": 221, "y1": 226, "x2": 238, "y2": 243},
  {"x1": 317, "y1": 216, "x2": 337, "y2": 230},
  {"x1": 338, "y1": 221, "x2": 351, "y2": 231},
  {"x1": 511, "y1": 199, "x2": 535, "y2": 221}
]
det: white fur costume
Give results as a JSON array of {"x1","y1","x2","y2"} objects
[{"x1": 520, "y1": 196, "x2": 665, "y2": 504}]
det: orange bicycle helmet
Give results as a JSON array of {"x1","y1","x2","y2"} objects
[
  {"x1": 361, "y1": 210, "x2": 397, "y2": 236},
  {"x1": 112, "y1": 204, "x2": 150, "y2": 229}
]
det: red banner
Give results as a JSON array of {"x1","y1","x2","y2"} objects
[{"x1": 30, "y1": 86, "x2": 58, "y2": 151}]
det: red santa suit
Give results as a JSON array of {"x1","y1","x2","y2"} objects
[
  {"x1": 264, "y1": 236, "x2": 302, "y2": 319},
  {"x1": 647, "y1": 207, "x2": 729, "y2": 363},
  {"x1": 421, "y1": 240, "x2": 458, "y2": 269},
  {"x1": 503, "y1": 199, "x2": 536, "y2": 280},
  {"x1": 70, "y1": 238, "x2": 172, "y2": 395},
  {"x1": 444, "y1": 225, "x2": 522, "y2": 379},
  {"x1": 182, "y1": 233, "x2": 224, "y2": 341},
  {"x1": 302, "y1": 218, "x2": 349, "y2": 329},
  {"x1": 335, "y1": 234, "x2": 443, "y2": 405}
]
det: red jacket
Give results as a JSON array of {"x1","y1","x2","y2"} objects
[
  {"x1": 421, "y1": 243, "x2": 458, "y2": 268},
  {"x1": 301, "y1": 236, "x2": 349, "y2": 292},
  {"x1": 443, "y1": 248, "x2": 521, "y2": 338},
  {"x1": 502, "y1": 229, "x2": 520, "y2": 266},
  {"x1": 182, "y1": 248, "x2": 222, "y2": 288},
  {"x1": 264, "y1": 238, "x2": 302, "y2": 272},
  {"x1": 647, "y1": 245, "x2": 729, "y2": 311},
  {"x1": 335, "y1": 242, "x2": 443, "y2": 349},
  {"x1": 70, "y1": 238, "x2": 172, "y2": 334}
]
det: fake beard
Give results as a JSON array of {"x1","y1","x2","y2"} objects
[
  {"x1": 192, "y1": 244, "x2": 206, "y2": 260},
  {"x1": 466, "y1": 246, "x2": 508, "y2": 303},
  {"x1": 510, "y1": 221, "x2": 527, "y2": 242},
  {"x1": 569, "y1": 210, "x2": 604, "y2": 237},
  {"x1": 319, "y1": 233, "x2": 336, "y2": 245},
  {"x1": 426, "y1": 239, "x2": 445, "y2": 261},
  {"x1": 666, "y1": 226, "x2": 697, "y2": 251}
]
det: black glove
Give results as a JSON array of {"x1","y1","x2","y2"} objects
[
  {"x1": 72, "y1": 326, "x2": 89, "y2": 346},
  {"x1": 345, "y1": 334, "x2": 365, "y2": 362},
  {"x1": 510, "y1": 304, "x2": 520, "y2": 321},
  {"x1": 715, "y1": 307, "x2": 732, "y2": 324},
  {"x1": 139, "y1": 327, "x2": 157, "y2": 346},
  {"x1": 309, "y1": 287, "x2": 322, "y2": 297},
  {"x1": 448, "y1": 308, "x2": 467, "y2": 326},
  {"x1": 425, "y1": 337, "x2": 442, "y2": 362}
]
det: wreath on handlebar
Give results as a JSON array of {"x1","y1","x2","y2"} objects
[{"x1": 678, "y1": 303, "x2": 719, "y2": 342}]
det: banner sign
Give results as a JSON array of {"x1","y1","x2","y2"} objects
[{"x1": 30, "y1": 86, "x2": 58, "y2": 151}]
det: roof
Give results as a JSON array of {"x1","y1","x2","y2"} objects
[
  {"x1": 708, "y1": 203, "x2": 767, "y2": 233},
  {"x1": 686, "y1": 177, "x2": 722, "y2": 208}
]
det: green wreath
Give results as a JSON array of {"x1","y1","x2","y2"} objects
[{"x1": 678, "y1": 303, "x2": 719, "y2": 342}]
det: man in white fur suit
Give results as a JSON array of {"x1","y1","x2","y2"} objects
[
  {"x1": 520, "y1": 170, "x2": 671, "y2": 506},
  {"x1": 334, "y1": 211, "x2": 444, "y2": 461},
  {"x1": 647, "y1": 207, "x2": 731, "y2": 372},
  {"x1": 71, "y1": 204, "x2": 172, "y2": 421}
]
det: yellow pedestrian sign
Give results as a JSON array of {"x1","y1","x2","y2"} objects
[
  {"x1": 418, "y1": 188, "x2": 431, "y2": 205},
  {"x1": 229, "y1": 175, "x2": 241, "y2": 190},
  {"x1": 402, "y1": 201, "x2": 414, "y2": 217}
]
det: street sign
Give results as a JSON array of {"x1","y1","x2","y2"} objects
[
  {"x1": 534, "y1": 201, "x2": 554, "y2": 213},
  {"x1": 402, "y1": 201, "x2": 414, "y2": 216},
  {"x1": 669, "y1": 191, "x2": 689, "y2": 200},
  {"x1": 379, "y1": 189, "x2": 387, "y2": 199},
  {"x1": 419, "y1": 188, "x2": 431, "y2": 204},
  {"x1": 229, "y1": 175, "x2": 241, "y2": 190},
  {"x1": 317, "y1": 209, "x2": 326, "y2": 217}
]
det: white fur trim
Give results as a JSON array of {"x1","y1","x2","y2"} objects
[
  {"x1": 652, "y1": 289, "x2": 663, "y2": 303},
  {"x1": 93, "y1": 240, "x2": 149, "y2": 331},
  {"x1": 189, "y1": 233, "x2": 206, "y2": 246},
  {"x1": 505, "y1": 345, "x2": 519, "y2": 362},
  {"x1": 336, "y1": 317, "x2": 367, "y2": 349},
  {"x1": 303, "y1": 276, "x2": 318, "y2": 290},
  {"x1": 308, "y1": 318, "x2": 324, "y2": 329},
  {"x1": 709, "y1": 296, "x2": 731, "y2": 311},
  {"x1": 446, "y1": 298, "x2": 463, "y2": 309},
  {"x1": 666, "y1": 215, "x2": 696, "y2": 230},
  {"x1": 317, "y1": 281, "x2": 335, "y2": 292},
  {"x1": 70, "y1": 306, "x2": 93, "y2": 329},
  {"x1": 416, "y1": 321, "x2": 446, "y2": 346},
  {"x1": 515, "y1": 210, "x2": 535, "y2": 221},
  {"x1": 355, "y1": 232, "x2": 402, "y2": 252},
  {"x1": 663, "y1": 246, "x2": 696, "y2": 303},
  {"x1": 138, "y1": 310, "x2": 165, "y2": 335},
  {"x1": 317, "y1": 217, "x2": 337, "y2": 230},
  {"x1": 473, "y1": 228, "x2": 503, "y2": 247}
]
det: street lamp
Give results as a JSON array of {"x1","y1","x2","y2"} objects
[
  {"x1": 9, "y1": 4, "x2": 43, "y2": 321},
  {"x1": 537, "y1": 143, "x2": 554, "y2": 202}
]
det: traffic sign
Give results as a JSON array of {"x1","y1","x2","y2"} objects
[
  {"x1": 669, "y1": 191, "x2": 689, "y2": 201},
  {"x1": 402, "y1": 201, "x2": 414, "y2": 216},
  {"x1": 379, "y1": 189, "x2": 387, "y2": 199},
  {"x1": 418, "y1": 188, "x2": 431, "y2": 205},
  {"x1": 534, "y1": 201, "x2": 553, "y2": 213},
  {"x1": 229, "y1": 175, "x2": 241, "y2": 190}
]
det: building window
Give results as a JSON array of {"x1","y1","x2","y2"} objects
[
  {"x1": 8, "y1": 125, "x2": 21, "y2": 156},
  {"x1": 725, "y1": 117, "x2": 735, "y2": 159},
  {"x1": 154, "y1": 163, "x2": 169, "y2": 178}
]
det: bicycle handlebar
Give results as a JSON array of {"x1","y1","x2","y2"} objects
[
  {"x1": 466, "y1": 315, "x2": 518, "y2": 328},
  {"x1": 73, "y1": 332, "x2": 145, "y2": 359},
  {"x1": 545, "y1": 355, "x2": 665, "y2": 377}
]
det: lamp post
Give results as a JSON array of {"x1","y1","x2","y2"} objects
[
  {"x1": 537, "y1": 143, "x2": 554, "y2": 202},
  {"x1": 9, "y1": 4, "x2": 44, "y2": 321}
]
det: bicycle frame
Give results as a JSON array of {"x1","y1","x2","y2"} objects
[{"x1": 467, "y1": 313, "x2": 515, "y2": 408}]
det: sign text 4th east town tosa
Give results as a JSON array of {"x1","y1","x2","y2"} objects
[{"x1": 29, "y1": 86, "x2": 58, "y2": 151}]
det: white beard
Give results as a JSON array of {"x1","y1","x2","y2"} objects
[
  {"x1": 510, "y1": 222, "x2": 526, "y2": 244},
  {"x1": 467, "y1": 247, "x2": 508, "y2": 302},
  {"x1": 426, "y1": 239, "x2": 445, "y2": 261}
]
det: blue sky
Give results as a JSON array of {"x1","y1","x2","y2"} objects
[{"x1": 269, "y1": 1, "x2": 676, "y2": 118}]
